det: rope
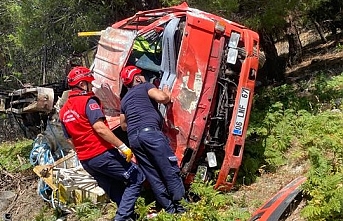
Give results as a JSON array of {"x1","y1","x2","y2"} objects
[{"x1": 29, "y1": 135, "x2": 54, "y2": 166}]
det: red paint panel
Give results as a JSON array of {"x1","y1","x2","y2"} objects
[
  {"x1": 185, "y1": 37, "x2": 225, "y2": 173},
  {"x1": 164, "y1": 14, "x2": 214, "y2": 164}
]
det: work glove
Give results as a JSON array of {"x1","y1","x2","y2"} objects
[{"x1": 118, "y1": 144, "x2": 133, "y2": 162}]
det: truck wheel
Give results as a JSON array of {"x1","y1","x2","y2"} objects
[{"x1": 237, "y1": 47, "x2": 266, "y2": 69}]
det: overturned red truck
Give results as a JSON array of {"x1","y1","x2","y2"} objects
[
  {"x1": 0, "y1": 2, "x2": 264, "y2": 192},
  {"x1": 0, "y1": 4, "x2": 308, "y2": 219},
  {"x1": 90, "y1": 2, "x2": 264, "y2": 191}
]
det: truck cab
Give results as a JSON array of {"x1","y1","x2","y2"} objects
[{"x1": 91, "y1": 2, "x2": 264, "y2": 191}]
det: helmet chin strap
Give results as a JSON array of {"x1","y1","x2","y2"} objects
[
  {"x1": 135, "y1": 75, "x2": 143, "y2": 84},
  {"x1": 75, "y1": 85, "x2": 86, "y2": 91},
  {"x1": 74, "y1": 81, "x2": 92, "y2": 93},
  {"x1": 86, "y1": 83, "x2": 91, "y2": 92}
]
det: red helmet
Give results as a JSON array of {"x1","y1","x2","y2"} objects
[
  {"x1": 67, "y1": 66, "x2": 94, "y2": 86},
  {"x1": 120, "y1": 65, "x2": 142, "y2": 86}
]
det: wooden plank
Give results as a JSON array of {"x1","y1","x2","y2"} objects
[{"x1": 33, "y1": 165, "x2": 58, "y2": 191}]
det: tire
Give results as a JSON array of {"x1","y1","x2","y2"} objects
[{"x1": 237, "y1": 47, "x2": 266, "y2": 69}]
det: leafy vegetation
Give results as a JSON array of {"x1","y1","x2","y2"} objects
[
  {"x1": 90, "y1": 178, "x2": 251, "y2": 221},
  {"x1": 241, "y1": 71, "x2": 343, "y2": 220},
  {"x1": 300, "y1": 111, "x2": 343, "y2": 220},
  {"x1": 0, "y1": 139, "x2": 32, "y2": 172},
  {"x1": 34, "y1": 205, "x2": 57, "y2": 221},
  {"x1": 75, "y1": 201, "x2": 102, "y2": 221}
]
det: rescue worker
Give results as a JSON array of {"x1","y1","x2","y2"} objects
[
  {"x1": 119, "y1": 65, "x2": 186, "y2": 214},
  {"x1": 59, "y1": 66, "x2": 145, "y2": 221}
]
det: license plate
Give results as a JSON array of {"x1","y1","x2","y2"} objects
[{"x1": 232, "y1": 88, "x2": 250, "y2": 136}]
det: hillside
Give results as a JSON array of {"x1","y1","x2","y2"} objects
[
  {"x1": 0, "y1": 30, "x2": 342, "y2": 221},
  {"x1": 232, "y1": 30, "x2": 343, "y2": 220}
]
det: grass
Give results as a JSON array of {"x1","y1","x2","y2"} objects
[{"x1": 0, "y1": 139, "x2": 33, "y2": 172}]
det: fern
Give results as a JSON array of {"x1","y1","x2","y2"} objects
[{"x1": 75, "y1": 201, "x2": 102, "y2": 221}]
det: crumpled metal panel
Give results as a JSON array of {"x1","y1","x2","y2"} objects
[{"x1": 92, "y1": 27, "x2": 136, "y2": 129}]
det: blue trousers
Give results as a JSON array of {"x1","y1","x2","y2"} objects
[
  {"x1": 129, "y1": 129, "x2": 185, "y2": 213},
  {"x1": 81, "y1": 148, "x2": 145, "y2": 221}
]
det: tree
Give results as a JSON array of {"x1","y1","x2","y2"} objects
[
  {"x1": 306, "y1": 0, "x2": 343, "y2": 41},
  {"x1": 187, "y1": 0, "x2": 239, "y2": 18},
  {"x1": 2, "y1": 0, "x2": 172, "y2": 86},
  {"x1": 236, "y1": 0, "x2": 292, "y2": 82},
  {"x1": 2, "y1": 0, "x2": 341, "y2": 87},
  {"x1": 285, "y1": 14, "x2": 302, "y2": 66}
]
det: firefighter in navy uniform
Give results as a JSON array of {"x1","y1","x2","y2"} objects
[
  {"x1": 59, "y1": 66, "x2": 145, "y2": 221},
  {"x1": 119, "y1": 65, "x2": 186, "y2": 214}
]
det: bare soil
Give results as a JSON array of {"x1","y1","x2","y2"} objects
[
  {"x1": 1, "y1": 31, "x2": 342, "y2": 221},
  {"x1": 0, "y1": 170, "x2": 46, "y2": 221}
]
